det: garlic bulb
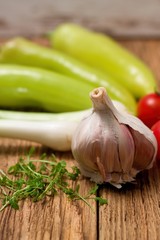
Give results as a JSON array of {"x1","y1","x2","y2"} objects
[{"x1": 71, "y1": 87, "x2": 157, "y2": 187}]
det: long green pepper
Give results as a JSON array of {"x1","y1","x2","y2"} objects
[
  {"x1": 0, "y1": 64, "x2": 94, "y2": 112},
  {"x1": 50, "y1": 23, "x2": 156, "y2": 98},
  {"x1": 0, "y1": 38, "x2": 136, "y2": 114}
]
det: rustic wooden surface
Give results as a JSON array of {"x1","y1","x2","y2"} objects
[
  {"x1": 1, "y1": 0, "x2": 160, "y2": 38},
  {"x1": 0, "y1": 38, "x2": 160, "y2": 240}
]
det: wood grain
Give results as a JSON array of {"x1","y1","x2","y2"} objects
[
  {"x1": 1, "y1": 0, "x2": 160, "y2": 38},
  {"x1": 99, "y1": 167, "x2": 160, "y2": 240},
  {"x1": 0, "y1": 139, "x2": 97, "y2": 240},
  {"x1": 0, "y1": 39, "x2": 160, "y2": 240}
]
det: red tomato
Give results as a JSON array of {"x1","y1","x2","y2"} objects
[
  {"x1": 137, "y1": 93, "x2": 160, "y2": 128},
  {"x1": 151, "y1": 121, "x2": 160, "y2": 160}
]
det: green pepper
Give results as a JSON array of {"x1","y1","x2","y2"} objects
[
  {"x1": 0, "y1": 38, "x2": 136, "y2": 114},
  {"x1": 0, "y1": 64, "x2": 95, "y2": 112},
  {"x1": 49, "y1": 23, "x2": 156, "y2": 98}
]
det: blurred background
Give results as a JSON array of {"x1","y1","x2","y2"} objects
[{"x1": 0, "y1": 0, "x2": 160, "y2": 38}]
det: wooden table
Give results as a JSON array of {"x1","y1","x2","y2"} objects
[{"x1": 0, "y1": 38, "x2": 160, "y2": 240}]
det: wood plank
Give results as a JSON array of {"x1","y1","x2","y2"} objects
[
  {"x1": 99, "y1": 166, "x2": 160, "y2": 240},
  {"x1": 99, "y1": 40, "x2": 160, "y2": 240},
  {"x1": 0, "y1": 0, "x2": 160, "y2": 38},
  {"x1": 0, "y1": 139, "x2": 97, "y2": 240}
]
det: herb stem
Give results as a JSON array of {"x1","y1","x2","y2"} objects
[
  {"x1": 30, "y1": 159, "x2": 57, "y2": 165},
  {"x1": 0, "y1": 149, "x2": 108, "y2": 211}
]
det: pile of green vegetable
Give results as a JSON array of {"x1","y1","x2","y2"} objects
[
  {"x1": 0, "y1": 23, "x2": 157, "y2": 115},
  {"x1": 0, "y1": 23, "x2": 159, "y2": 149},
  {"x1": 0, "y1": 22, "x2": 157, "y2": 151}
]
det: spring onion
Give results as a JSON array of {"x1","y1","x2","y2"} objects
[{"x1": 0, "y1": 100, "x2": 127, "y2": 151}]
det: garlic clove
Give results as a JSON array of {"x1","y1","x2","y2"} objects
[
  {"x1": 130, "y1": 128, "x2": 155, "y2": 170},
  {"x1": 117, "y1": 124, "x2": 135, "y2": 173},
  {"x1": 71, "y1": 87, "x2": 157, "y2": 187}
]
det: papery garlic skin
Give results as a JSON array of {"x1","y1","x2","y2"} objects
[{"x1": 71, "y1": 87, "x2": 157, "y2": 187}]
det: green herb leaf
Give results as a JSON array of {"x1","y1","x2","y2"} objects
[
  {"x1": 88, "y1": 184, "x2": 99, "y2": 195},
  {"x1": 0, "y1": 148, "x2": 108, "y2": 212},
  {"x1": 94, "y1": 197, "x2": 108, "y2": 205}
]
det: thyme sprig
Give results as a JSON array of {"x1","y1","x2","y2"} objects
[{"x1": 0, "y1": 148, "x2": 107, "y2": 212}]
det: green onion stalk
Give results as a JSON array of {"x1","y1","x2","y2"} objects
[{"x1": 0, "y1": 100, "x2": 127, "y2": 151}]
